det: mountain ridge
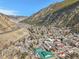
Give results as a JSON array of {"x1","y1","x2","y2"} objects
[
  {"x1": 7, "y1": 15, "x2": 28, "y2": 23},
  {"x1": 21, "y1": 0, "x2": 79, "y2": 33}
]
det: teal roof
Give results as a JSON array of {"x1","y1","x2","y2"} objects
[{"x1": 34, "y1": 48, "x2": 54, "y2": 59}]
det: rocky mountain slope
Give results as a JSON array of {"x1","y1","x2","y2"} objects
[{"x1": 22, "y1": 0, "x2": 79, "y2": 33}]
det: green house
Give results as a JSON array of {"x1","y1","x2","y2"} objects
[{"x1": 34, "y1": 48, "x2": 54, "y2": 59}]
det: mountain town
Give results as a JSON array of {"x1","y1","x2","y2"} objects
[{"x1": 0, "y1": 0, "x2": 79, "y2": 59}]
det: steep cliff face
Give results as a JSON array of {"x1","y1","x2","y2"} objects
[
  {"x1": 0, "y1": 13, "x2": 17, "y2": 33},
  {"x1": 22, "y1": 0, "x2": 79, "y2": 33}
]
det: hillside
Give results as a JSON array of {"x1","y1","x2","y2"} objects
[
  {"x1": 0, "y1": 13, "x2": 17, "y2": 33},
  {"x1": 21, "y1": 0, "x2": 79, "y2": 33},
  {"x1": 0, "y1": 13, "x2": 29, "y2": 50}
]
